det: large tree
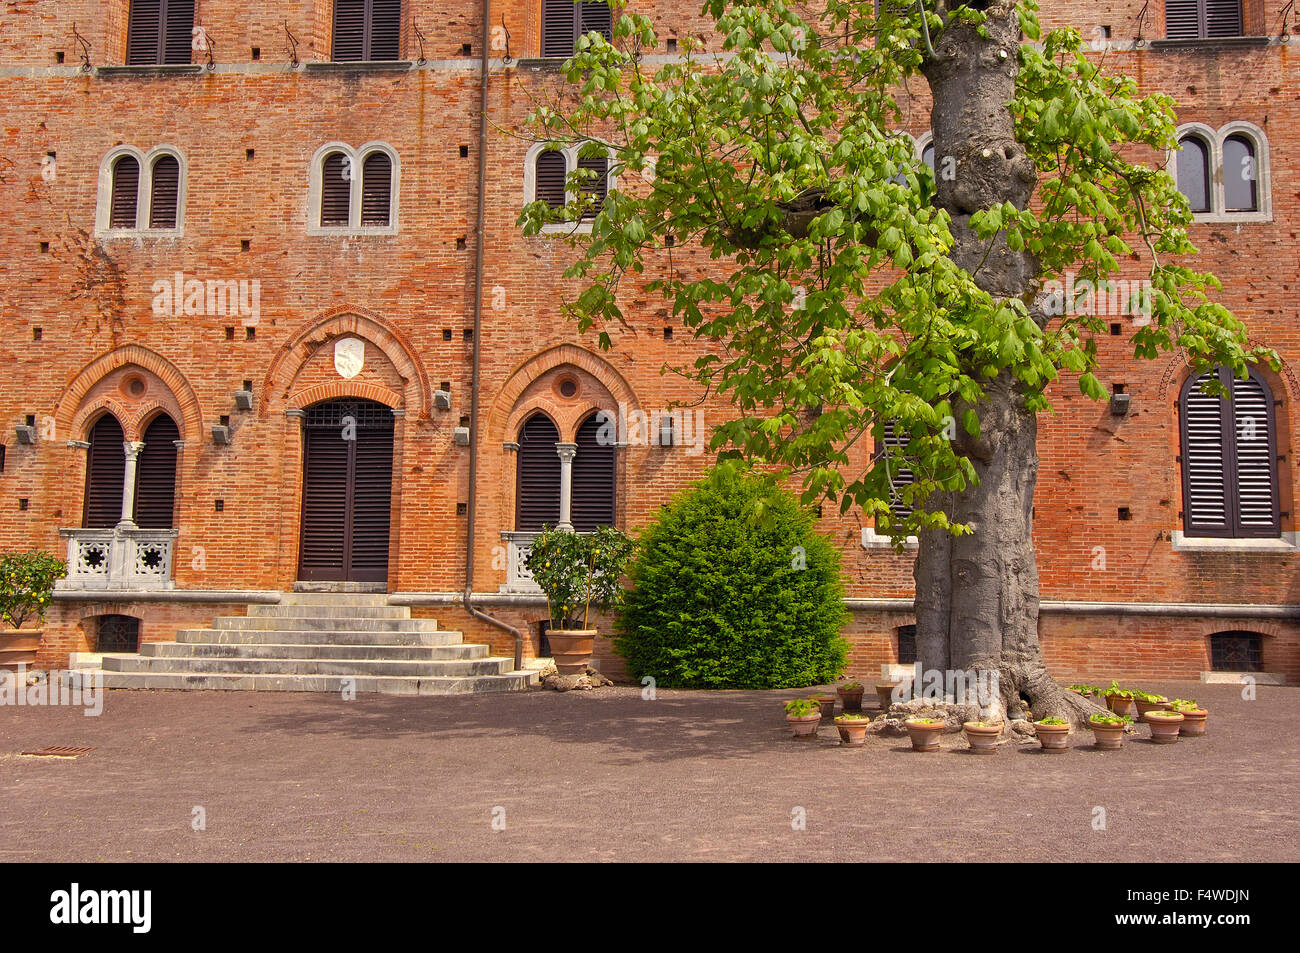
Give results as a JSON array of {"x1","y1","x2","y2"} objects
[{"x1": 520, "y1": 0, "x2": 1270, "y2": 722}]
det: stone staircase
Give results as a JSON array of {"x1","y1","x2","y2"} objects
[{"x1": 90, "y1": 593, "x2": 541, "y2": 695}]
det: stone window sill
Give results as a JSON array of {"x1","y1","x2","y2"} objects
[
  {"x1": 539, "y1": 222, "x2": 594, "y2": 236},
  {"x1": 860, "y1": 527, "x2": 918, "y2": 551},
  {"x1": 303, "y1": 61, "x2": 414, "y2": 73},
  {"x1": 96, "y1": 228, "x2": 184, "y2": 240},
  {"x1": 1190, "y1": 210, "x2": 1272, "y2": 225},
  {"x1": 1147, "y1": 36, "x2": 1271, "y2": 52},
  {"x1": 96, "y1": 64, "x2": 205, "y2": 78},
  {"x1": 1170, "y1": 531, "x2": 1298, "y2": 553},
  {"x1": 307, "y1": 225, "x2": 399, "y2": 238}
]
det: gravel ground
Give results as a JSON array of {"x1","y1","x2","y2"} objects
[{"x1": 0, "y1": 679, "x2": 1294, "y2": 862}]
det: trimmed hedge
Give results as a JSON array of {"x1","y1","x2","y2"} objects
[{"x1": 614, "y1": 466, "x2": 849, "y2": 689}]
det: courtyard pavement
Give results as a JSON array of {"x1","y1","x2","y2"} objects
[{"x1": 1, "y1": 680, "x2": 1294, "y2": 862}]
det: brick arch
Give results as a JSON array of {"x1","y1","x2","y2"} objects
[
  {"x1": 490, "y1": 344, "x2": 640, "y2": 445},
  {"x1": 56, "y1": 345, "x2": 203, "y2": 443},
  {"x1": 70, "y1": 397, "x2": 131, "y2": 442},
  {"x1": 133, "y1": 403, "x2": 182, "y2": 441},
  {"x1": 288, "y1": 381, "x2": 405, "y2": 411},
  {"x1": 262, "y1": 306, "x2": 432, "y2": 420}
]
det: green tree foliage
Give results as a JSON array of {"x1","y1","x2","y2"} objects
[
  {"x1": 0, "y1": 551, "x2": 66, "y2": 630},
  {"x1": 614, "y1": 465, "x2": 848, "y2": 688}
]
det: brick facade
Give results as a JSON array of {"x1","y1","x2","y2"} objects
[{"x1": 1, "y1": 1, "x2": 1298, "y2": 683}]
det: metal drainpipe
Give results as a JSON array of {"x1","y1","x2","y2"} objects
[{"x1": 464, "y1": 0, "x2": 525, "y2": 671}]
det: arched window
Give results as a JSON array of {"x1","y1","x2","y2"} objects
[
  {"x1": 571, "y1": 412, "x2": 616, "y2": 531},
  {"x1": 333, "y1": 0, "x2": 403, "y2": 62},
  {"x1": 126, "y1": 0, "x2": 196, "y2": 66},
  {"x1": 542, "y1": 0, "x2": 612, "y2": 57},
  {"x1": 83, "y1": 413, "x2": 126, "y2": 528},
  {"x1": 1209, "y1": 630, "x2": 1263, "y2": 671},
  {"x1": 360, "y1": 151, "x2": 394, "y2": 226},
  {"x1": 1222, "y1": 134, "x2": 1258, "y2": 212},
  {"x1": 312, "y1": 144, "x2": 399, "y2": 232},
  {"x1": 110, "y1": 155, "x2": 141, "y2": 229},
  {"x1": 1179, "y1": 367, "x2": 1280, "y2": 538},
  {"x1": 876, "y1": 420, "x2": 915, "y2": 520},
  {"x1": 134, "y1": 414, "x2": 180, "y2": 529},
  {"x1": 525, "y1": 143, "x2": 614, "y2": 231},
  {"x1": 516, "y1": 413, "x2": 561, "y2": 530},
  {"x1": 576, "y1": 154, "x2": 609, "y2": 219},
  {"x1": 535, "y1": 150, "x2": 567, "y2": 209},
  {"x1": 921, "y1": 142, "x2": 935, "y2": 173},
  {"x1": 320, "y1": 151, "x2": 352, "y2": 227},
  {"x1": 1175, "y1": 134, "x2": 1212, "y2": 213},
  {"x1": 148, "y1": 154, "x2": 181, "y2": 229}
]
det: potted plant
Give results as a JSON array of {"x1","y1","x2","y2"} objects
[
  {"x1": 1068, "y1": 683, "x2": 1098, "y2": 698},
  {"x1": 785, "y1": 698, "x2": 823, "y2": 739},
  {"x1": 525, "y1": 525, "x2": 635, "y2": 675},
  {"x1": 1101, "y1": 680, "x2": 1136, "y2": 718},
  {"x1": 904, "y1": 716, "x2": 944, "y2": 753},
  {"x1": 875, "y1": 681, "x2": 900, "y2": 710},
  {"x1": 1169, "y1": 698, "x2": 1209, "y2": 736},
  {"x1": 1144, "y1": 709, "x2": 1185, "y2": 744},
  {"x1": 837, "y1": 680, "x2": 865, "y2": 713},
  {"x1": 1088, "y1": 712, "x2": 1132, "y2": 750},
  {"x1": 962, "y1": 720, "x2": 1002, "y2": 755},
  {"x1": 0, "y1": 551, "x2": 65, "y2": 671},
  {"x1": 809, "y1": 692, "x2": 838, "y2": 721},
  {"x1": 1132, "y1": 689, "x2": 1170, "y2": 722},
  {"x1": 834, "y1": 712, "x2": 870, "y2": 746},
  {"x1": 1033, "y1": 716, "x2": 1072, "y2": 753}
]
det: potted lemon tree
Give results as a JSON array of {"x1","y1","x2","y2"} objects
[
  {"x1": 526, "y1": 525, "x2": 635, "y2": 676},
  {"x1": 1, "y1": 551, "x2": 65, "y2": 670}
]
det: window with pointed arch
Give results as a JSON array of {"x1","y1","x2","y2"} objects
[{"x1": 1171, "y1": 123, "x2": 1270, "y2": 223}]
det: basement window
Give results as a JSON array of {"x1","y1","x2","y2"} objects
[{"x1": 1209, "y1": 631, "x2": 1262, "y2": 672}]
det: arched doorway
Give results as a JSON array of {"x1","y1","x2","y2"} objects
[{"x1": 298, "y1": 398, "x2": 395, "y2": 584}]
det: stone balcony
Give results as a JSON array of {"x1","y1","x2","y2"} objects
[{"x1": 57, "y1": 527, "x2": 179, "y2": 591}]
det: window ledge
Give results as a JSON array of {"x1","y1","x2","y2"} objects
[
  {"x1": 538, "y1": 222, "x2": 594, "y2": 236},
  {"x1": 1171, "y1": 531, "x2": 1298, "y2": 553},
  {"x1": 303, "y1": 60, "x2": 414, "y2": 73},
  {"x1": 306, "y1": 225, "x2": 399, "y2": 237},
  {"x1": 1191, "y1": 211, "x2": 1272, "y2": 224},
  {"x1": 96, "y1": 64, "x2": 205, "y2": 78},
  {"x1": 96, "y1": 228, "x2": 185, "y2": 240},
  {"x1": 860, "y1": 527, "x2": 918, "y2": 551},
  {"x1": 1148, "y1": 36, "x2": 1271, "y2": 52},
  {"x1": 515, "y1": 58, "x2": 568, "y2": 72}
]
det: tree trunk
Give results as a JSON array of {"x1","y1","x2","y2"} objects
[{"x1": 916, "y1": 1, "x2": 1103, "y2": 725}]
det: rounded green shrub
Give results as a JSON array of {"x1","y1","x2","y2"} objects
[{"x1": 614, "y1": 466, "x2": 849, "y2": 689}]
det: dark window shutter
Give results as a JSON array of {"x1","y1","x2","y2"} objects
[
  {"x1": 535, "y1": 150, "x2": 567, "y2": 209},
  {"x1": 110, "y1": 155, "x2": 140, "y2": 229},
  {"x1": 516, "y1": 414, "x2": 561, "y2": 531},
  {"x1": 1204, "y1": 0, "x2": 1242, "y2": 38},
  {"x1": 360, "y1": 151, "x2": 393, "y2": 226},
  {"x1": 83, "y1": 414, "x2": 126, "y2": 528},
  {"x1": 1165, "y1": 0, "x2": 1201, "y2": 39},
  {"x1": 542, "y1": 0, "x2": 578, "y2": 56},
  {"x1": 333, "y1": 0, "x2": 366, "y2": 61},
  {"x1": 320, "y1": 151, "x2": 353, "y2": 227},
  {"x1": 1166, "y1": 1, "x2": 1241, "y2": 39},
  {"x1": 577, "y1": 153, "x2": 608, "y2": 219},
  {"x1": 1222, "y1": 134, "x2": 1258, "y2": 212},
  {"x1": 149, "y1": 154, "x2": 181, "y2": 229},
  {"x1": 1229, "y1": 373, "x2": 1279, "y2": 535},
  {"x1": 126, "y1": 0, "x2": 163, "y2": 64},
  {"x1": 879, "y1": 420, "x2": 915, "y2": 519},
  {"x1": 369, "y1": 0, "x2": 403, "y2": 60},
  {"x1": 134, "y1": 414, "x2": 179, "y2": 528},
  {"x1": 300, "y1": 419, "x2": 351, "y2": 579},
  {"x1": 163, "y1": 0, "x2": 194, "y2": 64},
  {"x1": 578, "y1": 2, "x2": 613, "y2": 42},
  {"x1": 1181, "y1": 371, "x2": 1231, "y2": 535},
  {"x1": 348, "y1": 413, "x2": 394, "y2": 581},
  {"x1": 1176, "y1": 135, "x2": 1211, "y2": 213},
  {"x1": 571, "y1": 413, "x2": 616, "y2": 532}
]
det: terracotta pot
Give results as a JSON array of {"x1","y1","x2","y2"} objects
[
  {"x1": 547, "y1": 628, "x2": 597, "y2": 676},
  {"x1": 1133, "y1": 698, "x2": 1168, "y2": 722},
  {"x1": 904, "y1": 719, "x2": 944, "y2": 753},
  {"x1": 875, "y1": 682, "x2": 899, "y2": 710},
  {"x1": 0, "y1": 629, "x2": 42, "y2": 671},
  {"x1": 1106, "y1": 695, "x2": 1136, "y2": 719},
  {"x1": 787, "y1": 711, "x2": 822, "y2": 739},
  {"x1": 834, "y1": 716, "x2": 869, "y2": 746},
  {"x1": 962, "y1": 722, "x2": 1002, "y2": 755},
  {"x1": 837, "y1": 686, "x2": 865, "y2": 713},
  {"x1": 1089, "y1": 720, "x2": 1127, "y2": 750},
  {"x1": 810, "y1": 694, "x2": 837, "y2": 721},
  {"x1": 1145, "y1": 711, "x2": 1184, "y2": 744},
  {"x1": 1034, "y1": 722, "x2": 1072, "y2": 753},
  {"x1": 1177, "y1": 708, "x2": 1208, "y2": 737}
]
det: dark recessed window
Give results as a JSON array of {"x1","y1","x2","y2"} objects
[
  {"x1": 97, "y1": 615, "x2": 140, "y2": 652},
  {"x1": 897, "y1": 624, "x2": 917, "y2": 665},
  {"x1": 1175, "y1": 135, "x2": 1211, "y2": 213},
  {"x1": 541, "y1": 0, "x2": 612, "y2": 57},
  {"x1": 332, "y1": 0, "x2": 403, "y2": 62},
  {"x1": 1209, "y1": 631, "x2": 1262, "y2": 671}
]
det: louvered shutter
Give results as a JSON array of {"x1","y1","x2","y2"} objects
[
  {"x1": 879, "y1": 421, "x2": 915, "y2": 519},
  {"x1": 299, "y1": 416, "x2": 351, "y2": 580},
  {"x1": 1181, "y1": 371, "x2": 1231, "y2": 535},
  {"x1": 110, "y1": 155, "x2": 140, "y2": 229},
  {"x1": 149, "y1": 154, "x2": 180, "y2": 229},
  {"x1": 516, "y1": 414, "x2": 561, "y2": 530},
  {"x1": 134, "y1": 414, "x2": 179, "y2": 529},
  {"x1": 126, "y1": 0, "x2": 163, "y2": 64},
  {"x1": 360, "y1": 151, "x2": 393, "y2": 226},
  {"x1": 333, "y1": 0, "x2": 366, "y2": 61},
  {"x1": 571, "y1": 414, "x2": 616, "y2": 531},
  {"x1": 162, "y1": 0, "x2": 194, "y2": 65},
  {"x1": 542, "y1": 0, "x2": 577, "y2": 56},
  {"x1": 349, "y1": 414, "x2": 394, "y2": 582},
  {"x1": 320, "y1": 152, "x2": 353, "y2": 227},
  {"x1": 578, "y1": 2, "x2": 613, "y2": 42},
  {"x1": 1230, "y1": 374, "x2": 1279, "y2": 535},
  {"x1": 1204, "y1": 0, "x2": 1242, "y2": 38},
  {"x1": 1165, "y1": 0, "x2": 1201, "y2": 39},
  {"x1": 83, "y1": 414, "x2": 126, "y2": 528},
  {"x1": 535, "y1": 150, "x2": 567, "y2": 209},
  {"x1": 577, "y1": 154, "x2": 608, "y2": 219},
  {"x1": 368, "y1": 0, "x2": 403, "y2": 60}
]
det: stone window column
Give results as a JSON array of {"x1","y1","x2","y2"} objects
[
  {"x1": 118, "y1": 440, "x2": 145, "y2": 529},
  {"x1": 555, "y1": 442, "x2": 577, "y2": 532}
]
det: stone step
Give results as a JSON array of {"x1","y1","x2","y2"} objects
[
  {"x1": 212, "y1": 616, "x2": 440, "y2": 632},
  {"x1": 93, "y1": 669, "x2": 540, "y2": 694},
  {"x1": 246, "y1": 604, "x2": 412, "y2": 619},
  {"x1": 142, "y1": 641, "x2": 488, "y2": 661},
  {"x1": 176, "y1": 628, "x2": 463, "y2": 646},
  {"x1": 278, "y1": 593, "x2": 393, "y2": 607},
  {"x1": 102, "y1": 655, "x2": 517, "y2": 678}
]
